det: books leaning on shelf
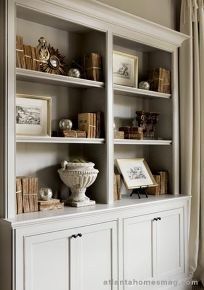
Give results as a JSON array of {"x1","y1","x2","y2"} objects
[
  {"x1": 16, "y1": 35, "x2": 41, "y2": 71},
  {"x1": 147, "y1": 171, "x2": 168, "y2": 195},
  {"x1": 78, "y1": 112, "x2": 103, "y2": 138},
  {"x1": 16, "y1": 35, "x2": 26, "y2": 69},
  {"x1": 16, "y1": 176, "x2": 39, "y2": 214},
  {"x1": 114, "y1": 173, "x2": 121, "y2": 201}
]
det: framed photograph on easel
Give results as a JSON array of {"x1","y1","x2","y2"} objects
[{"x1": 116, "y1": 158, "x2": 157, "y2": 190}]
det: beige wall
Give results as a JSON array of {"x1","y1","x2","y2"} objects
[{"x1": 95, "y1": 0, "x2": 181, "y2": 30}]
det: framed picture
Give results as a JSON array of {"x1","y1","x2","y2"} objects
[
  {"x1": 113, "y1": 51, "x2": 138, "y2": 87},
  {"x1": 116, "y1": 158, "x2": 157, "y2": 189},
  {"x1": 16, "y1": 94, "x2": 52, "y2": 136}
]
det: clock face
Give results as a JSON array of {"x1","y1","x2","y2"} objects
[
  {"x1": 40, "y1": 45, "x2": 65, "y2": 75},
  {"x1": 49, "y1": 55, "x2": 60, "y2": 69}
]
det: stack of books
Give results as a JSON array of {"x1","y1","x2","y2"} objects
[
  {"x1": 78, "y1": 112, "x2": 103, "y2": 138},
  {"x1": 62, "y1": 130, "x2": 86, "y2": 138},
  {"x1": 38, "y1": 199, "x2": 64, "y2": 211},
  {"x1": 119, "y1": 126, "x2": 143, "y2": 140},
  {"x1": 147, "y1": 171, "x2": 168, "y2": 195},
  {"x1": 149, "y1": 68, "x2": 171, "y2": 94},
  {"x1": 16, "y1": 176, "x2": 39, "y2": 214}
]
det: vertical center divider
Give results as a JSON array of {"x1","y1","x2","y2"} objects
[
  {"x1": 172, "y1": 48, "x2": 180, "y2": 195},
  {"x1": 106, "y1": 30, "x2": 114, "y2": 203}
]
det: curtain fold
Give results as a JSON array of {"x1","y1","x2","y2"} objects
[{"x1": 180, "y1": 0, "x2": 204, "y2": 284}]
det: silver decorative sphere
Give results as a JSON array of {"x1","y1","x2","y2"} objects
[
  {"x1": 139, "y1": 81, "x2": 150, "y2": 90},
  {"x1": 59, "y1": 119, "x2": 73, "y2": 130},
  {"x1": 39, "y1": 188, "x2": 53, "y2": 201},
  {"x1": 68, "y1": 68, "x2": 81, "y2": 78}
]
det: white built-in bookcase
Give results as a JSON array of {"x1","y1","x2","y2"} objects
[{"x1": 1, "y1": 0, "x2": 188, "y2": 218}]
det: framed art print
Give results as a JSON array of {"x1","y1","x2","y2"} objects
[
  {"x1": 116, "y1": 158, "x2": 157, "y2": 189},
  {"x1": 113, "y1": 51, "x2": 138, "y2": 87},
  {"x1": 16, "y1": 94, "x2": 52, "y2": 136}
]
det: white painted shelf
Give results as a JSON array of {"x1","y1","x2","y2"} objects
[
  {"x1": 114, "y1": 84, "x2": 171, "y2": 99},
  {"x1": 16, "y1": 136, "x2": 105, "y2": 144},
  {"x1": 114, "y1": 139, "x2": 172, "y2": 145},
  {"x1": 16, "y1": 68, "x2": 104, "y2": 88},
  {"x1": 7, "y1": 194, "x2": 189, "y2": 227}
]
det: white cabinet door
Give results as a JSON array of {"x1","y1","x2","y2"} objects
[
  {"x1": 156, "y1": 208, "x2": 184, "y2": 278},
  {"x1": 23, "y1": 221, "x2": 117, "y2": 290},
  {"x1": 123, "y1": 208, "x2": 185, "y2": 289},
  {"x1": 78, "y1": 222, "x2": 118, "y2": 290},
  {"x1": 124, "y1": 214, "x2": 157, "y2": 289},
  {"x1": 24, "y1": 229, "x2": 72, "y2": 290}
]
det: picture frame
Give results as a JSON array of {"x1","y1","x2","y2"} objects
[
  {"x1": 16, "y1": 94, "x2": 52, "y2": 137},
  {"x1": 113, "y1": 51, "x2": 138, "y2": 87},
  {"x1": 116, "y1": 158, "x2": 157, "y2": 189}
]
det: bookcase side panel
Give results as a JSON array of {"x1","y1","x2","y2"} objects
[
  {"x1": 7, "y1": 0, "x2": 16, "y2": 218},
  {"x1": 0, "y1": 0, "x2": 7, "y2": 218}
]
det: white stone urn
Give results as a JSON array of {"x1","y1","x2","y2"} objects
[{"x1": 58, "y1": 161, "x2": 99, "y2": 207}]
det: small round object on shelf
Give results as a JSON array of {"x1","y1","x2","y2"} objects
[
  {"x1": 68, "y1": 68, "x2": 81, "y2": 78},
  {"x1": 39, "y1": 188, "x2": 53, "y2": 201},
  {"x1": 138, "y1": 81, "x2": 150, "y2": 90},
  {"x1": 59, "y1": 119, "x2": 73, "y2": 130}
]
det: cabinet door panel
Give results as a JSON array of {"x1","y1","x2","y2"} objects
[
  {"x1": 156, "y1": 208, "x2": 184, "y2": 277},
  {"x1": 79, "y1": 222, "x2": 117, "y2": 290},
  {"x1": 24, "y1": 230, "x2": 72, "y2": 290},
  {"x1": 23, "y1": 221, "x2": 117, "y2": 290},
  {"x1": 124, "y1": 215, "x2": 156, "y2": 284}
]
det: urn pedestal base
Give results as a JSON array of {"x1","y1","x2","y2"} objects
[{"x1": 67, "y1": 199, "x2": 96, "y2": 207}]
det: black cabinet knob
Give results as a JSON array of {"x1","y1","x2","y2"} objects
[
  {"x1": 157, "y1": 217, "x2": 161, "y2": 220},
  {"x1": 153, "y1": 218, "x2": 158, "y2": 221},
  {"x1": 71, "y1": 234, "x2": 77, "y2": 239},
  {"x1": 71, "y1": 233, "x2": 82, "y2": 239}
]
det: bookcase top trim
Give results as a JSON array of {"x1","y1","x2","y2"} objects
[{"x1": 41, "y1": 0, "x2": 189, "y2": 47}]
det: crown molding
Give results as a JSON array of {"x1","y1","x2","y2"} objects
[{"x1": 43, "y1": 0, "x2": 189, "y2": 47}]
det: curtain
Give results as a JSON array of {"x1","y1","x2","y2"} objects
[{"x1": 180, "y1": 0, "x2": 204, "y2": 284}]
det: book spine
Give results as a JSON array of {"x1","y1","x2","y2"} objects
[
  {"x1": 93, "y1": 113, "x2": 96, "y2": 138},
  {"x1": 113, "y1": 174, "x2": 118, "y2": 201},
  {"x1": 116, "y1": 174, "x2": 121, "y2": 200},
  {"x1": 155, "y1": 175, "x2": 161, "y2": 195},
  {"x1": 78, "y1": 113, "x2": 92, "y2": 138},
  {"x1": 33, "y1": 177, "x2": 39, "y2": 212},
  {"x1": 16, "y1": 35, "x2": 26, "y2": 69},
  {"x1": 23, "y1": 45, "x2": 32, "y2": 70},
  {"x1": 16, "y1": 177, "x2": 23, "y2": 214},
  {"x1": 90, "y1": 113, "x2": 94, "y2": 138},
  {"x1": 28, "y1": 177, "x2": 34, "y2": 212},
  {"x1": 96, "y1": 111, "x2": 101, "y2": 138},
  {"x1": 159, "y1": 171, "x2": 168, "y2": 194},
  {"x1": 88, "y1": 113, "x2": 91, "y2": 138},
  {"x1": 22, "y1": 177, "x2": 30, "y2": 213}
]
